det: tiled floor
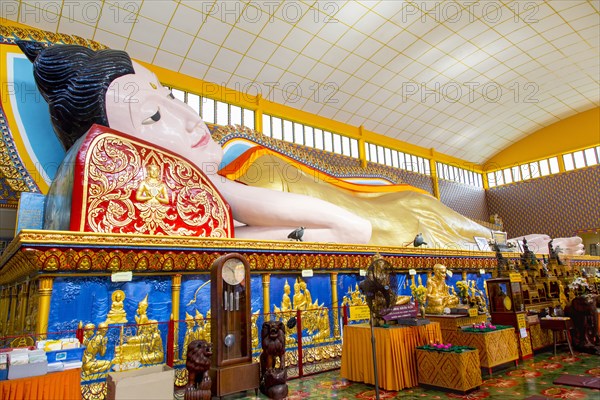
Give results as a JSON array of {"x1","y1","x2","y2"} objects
[{"x1": 207, "y1": 351, "x2": 599, "y2": 400}]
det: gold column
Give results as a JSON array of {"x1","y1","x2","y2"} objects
[
  {"x1": 429, "y1": 150, "x2": 440, "y2": 200},
  {"x1": 7, "y1": 286, "x2": 18, "y2": 335},
  {"x1": 330, "y1": 272, "x2": 340, "y2": 337},
  {"x1": 262, "y1": 274, "x2": 271, "y2": 317},
  {"x1": 462, "y1": 271, "x2": 467, "y2": 281},
  {"x1": 0, "y1": 287, "x2": 8, "y2": 336},
  {"x1": 171, "y1": 274, "x2": 182, "y2": 359},
  {"x1": 16, "y1": 282, "x2": 29, "y2": 333},
  {"x1": 557, "y1": 153, "x2": 566, "y2": 173},
  {"x1": 358, "y1": 126, "x2": 367, "y2": 168},
  {"x1": 36, "y1": 277, "x2": 54, "y2": 339},
  {"x1": 255, "y1": 94, "x2": 263, "y2": 133}
]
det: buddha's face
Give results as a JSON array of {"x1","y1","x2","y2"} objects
[
  {"x1": 147, "y1": 164, "x2": 160, "y2": 179},
  {"x1": 105, "y1": 62, "x2": 223, "y2": 175},
  {"x1": 435, "y1": 265, "x2": 446, "y2": 278}
]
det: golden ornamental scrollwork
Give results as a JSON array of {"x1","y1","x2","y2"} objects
[
  {"x1": 81, "y1": 381, "x2": 107, "y2": 400},
  {"x1": 86, "y1": 137, "x2": 141, "y2": 233},
  {"x1": 175, "y1": 368, "x2": 189, "y2": 387},
  {"x1": 82, "y1": 133, "x2": 231, "y2": 237},
  {"x1": 0, "y1": 26, "x2": 108, "y2": 51}
]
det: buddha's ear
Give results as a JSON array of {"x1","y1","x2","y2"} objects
[{"x1": 16, "y1": 40, "x2": 47, "y2": 63}]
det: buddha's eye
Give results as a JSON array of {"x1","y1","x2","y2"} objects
[{"x1": 142, "y1": 108, "x2": 161, "y2": 125}]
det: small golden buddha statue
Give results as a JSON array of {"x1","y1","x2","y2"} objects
[
  {"x1": 193, "y1": 309, "x2": 205, "y2": 341},
  {"x1": 293, "y1": 279, "x2": 307, "y2": 311},
  {"x1": 140, "y1": 320, "x2": 164, "y2": 365},
  {"x1": 135, "y1": 294, "x2": 150, "y2": 331},
  {"x1": 83, "y1": 323, "x2": 95, "y2": 347},
  {"x1": 425, "y1": 264, "x2": 459, "y2": 314},
  {"x1": 203, "y1": 310, "x2": 212, "y2": 340},
  {"x1": 136, "y1": 163, "x2": 169, "y2": 205},
  {"x1": 182, "y1": 312, "x2": 195, "y2": 360},
  {"x1": 281, "y1": 279, "x2": 292, "y2": 311},
  {"x1": 105, "y1": 290, "x2": 128, "y2": 324}
]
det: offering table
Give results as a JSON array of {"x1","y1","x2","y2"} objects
[{"x1": 341, "y1": 322, "x2": 442, "y2": 391}]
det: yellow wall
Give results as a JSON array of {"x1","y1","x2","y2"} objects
[{"x1": 484, "y1": 107, "x2": 600, "y2": 169}]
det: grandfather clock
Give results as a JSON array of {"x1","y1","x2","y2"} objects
[{"x1": 209, "y1": 253, "x2": 260, "y2": 398}]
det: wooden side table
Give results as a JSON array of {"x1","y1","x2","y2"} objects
[
  {"x1": 528, "y1": 321, "x2": 555, "y2": 351},
  {"x1": 539, "y1": 317, "x2": 574, "y2": 357},
  {"x1": 416, "y1": 348, "x2": 482, "y2": 392}
]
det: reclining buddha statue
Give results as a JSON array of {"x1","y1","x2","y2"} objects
[{"x1": 15, "y1": 40, "x2": 585, "y2": 252}]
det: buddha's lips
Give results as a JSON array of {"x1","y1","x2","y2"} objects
[{"x1": 192, "y1": 134, "x2": 210, "y2": 148}]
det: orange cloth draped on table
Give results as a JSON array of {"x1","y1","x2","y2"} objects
[
  {"x1": 0, "y1": 368, "x2": 81, "y2": 400},
  {"x1": 341, "y1": 322, "x2": 442, "y2": 391}
]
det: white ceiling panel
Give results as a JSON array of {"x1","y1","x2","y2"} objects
[
  {"x1": 169, "y1": 5, "x2": 205, "y2": 36},
  {"x1": 180, "y1": 58, "x2": 208, "y2": 80},
  {"x1": 160, "y1": 29, "x2": 194, "y2": 57},
  {"x1": 138, "y1": 0, "x2": 177, "y2": 25},
  {"x1": 12, "y1": 0, "x2": 598, "y2": 164},
  {"x1": 187, "y1": 38, "x2": 219, "y2": 65},
  {"x1": 129, "y1": 16, "x2": 166, "y2": 47},
  {"x1": 153, "y1": 49, "x2": 183, "y2": 72}
]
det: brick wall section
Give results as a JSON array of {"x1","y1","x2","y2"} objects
[
  {"x1": 439, "y1": 179, "x2": 489, "y2": 222},
  {"x1": 486, "y1": 165, "x2": 600, "y2": 238}
]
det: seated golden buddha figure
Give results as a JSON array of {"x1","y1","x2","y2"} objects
[
  {"x1": 105, "y1": 290, "x2": 128, "y2": 324},
  {"x1": 425, "y1": 264, "x2": 459, "y2": 314}
]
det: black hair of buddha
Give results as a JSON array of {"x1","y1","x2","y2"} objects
[{"x1": 17, "y1": 41, "x2": 135, "y2": 150}]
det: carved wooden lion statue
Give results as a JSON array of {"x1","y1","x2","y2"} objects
[
  {"x1": 260, "y1": 320, "x2": 286, "y2": 373},
  {"x1": 259, "y1": 320, "x2": 288, "y2": 399},
  {"x1": 185, "y1": 340, "x2": 212, "y2": 400}
]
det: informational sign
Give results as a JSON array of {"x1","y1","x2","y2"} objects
[
  {"x1": 359, "y1": 269, "x2": 367, "y2": 276},
  {"x1": 409, "y1": 269, "x2": 416, "y2": 275},
  {"x1": 15, "y1": 192, "x2": 46, "y2": 233},
  {"x1": 301, "y1": 269, "x2": 313, "y2": 277},
  {"x1": 520, "y1": 328, "x2": 528, "y2": 338},
  {"x1": 517, "y1": 313, "x2": 527, "y2": 329},
  {"x1": 479, "y1": 269, "x2": 486, "y2": 275},
  {"x1": 111, "y1": 271, "x2": 133, "y2": 282},
  {"x1": 468, "y1": 308, "x2": 478, "y2": 317},
  {"x1": 349, "y1": 305, "x2": 371, "y2": 321},
  {"x1": 382, "y1": 303, "x2": 418, "y2": 321}
]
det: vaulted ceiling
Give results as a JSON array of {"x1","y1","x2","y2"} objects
[{"x1": 2, "y1": 0, "x2": 599, "y2": 163}]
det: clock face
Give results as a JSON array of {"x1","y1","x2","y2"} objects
[{"x1": 222, "y1": 258, "x2": 245, "y2": 286}]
